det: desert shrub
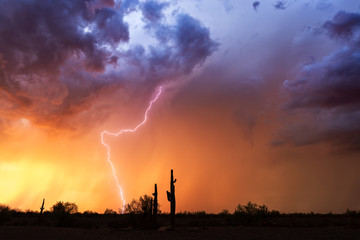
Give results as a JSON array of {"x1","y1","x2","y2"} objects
[
  {"x1": 104, "y1": 208, "x2": 118, "y2": 215},
  {"x1": 233, "y1": 202, "x2": 271, "y2": 226},
  {"x1": 125, "y1": 194, "x2": 156, "y2": 215},
  {"x1": 51, "y1": 201, "x2": 78, "y2": 227},
  {"x1": 83, "y1": 210, "x2": 97, "y2": 215},
  {"x1": 219, "y1": 209, "x2": 230, "y2": 215},
  {"x1": 177, "y1": 211, "x2": 190, "y2": 217},
  {"x1": 269, "y1": 210, "x2": 280, "y2": 217},
  {"x1": 346, "y1": 208, "x2": 360, "y2": 228},
  {"x1": 124, "y1": 194, "x2": 161, "y2": 229},
  {"x1": 346, "y1": 209, "x2": 360, "y2": 217},
  {"x1": 0, "y1": 204, "x2": 11, "y2": 212},
  {"x1": 51, "y1": 201, "x2": 78, "y2": 214},
  {"x1": 24, "y1": 209, "x2": 38, "y2": 216},
  {"x1": 234, "y1": 202, "x2": 269, "y2": 216},
  {"x1": 0, "y1": 204, "x2": 11, "y2": 223},
  {"x1": 193, "y1": 211, "x2": 207, "y2": 217}
]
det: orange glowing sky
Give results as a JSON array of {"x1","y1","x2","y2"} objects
[{"x1": 1, "y1": 0, "x2": 360, "y2": 214}]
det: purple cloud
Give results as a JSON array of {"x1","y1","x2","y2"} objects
[
  {"x1": 278, "y1": 11, "x2": 360, "y2": 151},
  {"x1": 253, "y1": 1, "x2": 260, "y2": 11},
  {"x1": 274, "y1": 1, "x2": 287, "y2": 10},
  {"x1": 140, "y1": 0, "x2": 169, "y2": 23},
  {"x1": 0, "y1": 0, "x2": 217, "y2": 132},
  {"x1": 324, "y1": 10, "x2": 360, "y2": 39}
]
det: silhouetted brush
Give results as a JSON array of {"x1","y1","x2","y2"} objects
[{"x1": 166, "y1": 169, "x2": 176, "y2": 229}]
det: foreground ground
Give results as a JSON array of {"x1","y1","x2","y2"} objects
[{"x1": 1, "y1": 226, "x2": 360, "y2": 240}]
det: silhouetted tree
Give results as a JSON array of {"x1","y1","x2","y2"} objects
[
  {"x1": 125, "y1": 195, "x2": 154, "y2": 214},
  {"x1": 51, "y1": 201, "x2": 78, "y2": 214},
  {"x1": 0, "y1": 204, "x2": 11, "y2": 223},
  {"x1": 234, "y1": 204, "x2": 246, "y2": 214},
  {"x1": 258, "y1": 204, "x2": 269, "y2": 216},
  {"x1": 104, "y1": 208, "x2": 117, "y2": 215},
  {"x1": 50, "y1": 201, "x2": 78, "y2": 227},
  {"x1": 235, "y1": 202, "x2": 267, "y2": 215},
  {"x1": 125, "y1": 194, "x2": 161, "y2": 229},
  {"x1": 83, "y1": 210, "x2": 97, "y2": 215},
  {"x1": 234, "y1": 202, "x2": 271, "y2": 226},
  {"x1": 220, "y1": 209, "x2": 230, "y2": 215},
  {"x1": 245, "y1": 202, "x2": 259, "y2": 215}
]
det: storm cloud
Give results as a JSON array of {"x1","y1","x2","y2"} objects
[
  {"x1": 252, "y1": 1, "x2": 260, "y2": 11},
  {"x1": 279, "y1": 11, "x2": 360, "y2": 150},
  {"x1": 274, "y1": 1, "x2": 287, "y2": 10},
  {"x1": 0, "y1": 0, "x2": 217, "y2": 131},
  {"x1": 140, "y1": 0, "x2": 169, "y2": 23}
]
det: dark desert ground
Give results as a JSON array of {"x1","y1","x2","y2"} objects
[
  {"x1": 1, "y1": 206, "x2": 360, "y2": 240},
  {"x1": 1, "y1": 225, "x2": 360, "y2": 240}
]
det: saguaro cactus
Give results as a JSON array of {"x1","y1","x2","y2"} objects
[
  {"x1": 166, "y1": 169, "x2": 176, "y2": 229},
  {"x1": 40, "y1": 198, "x2": 45, "y2": 214},
  {"x1": 152, "y1": 183, "x2": 158, "y2": 222}
]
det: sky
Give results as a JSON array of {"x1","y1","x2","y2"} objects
[{"x1": 0, "y1": 0, "x2": 360, "y2": 214}]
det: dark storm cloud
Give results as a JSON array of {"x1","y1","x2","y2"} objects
[
  {"x1": 0, "y1": 0, "x2": 129, "y2": 74},
  {"x1": 284, "y1": 11, "x2": 360, "y2": 109},
  {"x1": 0, "y1": 0, "x2": 217, "y2": 131},
  {"x1": 140, "y1": 0, "x2": 169, "y2": 23},
  {"x1": 253, "y1": 1, "x2": 260, "y2": 11},
  {"x1": 0, "y1": 0, "x2": 129, "y2": 129},
  {"x1": 283, "y1": 47, "x2": 360, "y2": 109},
  {"x1": 324, "y1": 11, "x2": 360, "y2": 39},
  {"x1": 138, "y1": 2, "x2": 218, "y2": 75},
  {"x1": 278, "y1": 11, "x2": 360, "y2": 151},
  {"x1": 274, "y1": 1, "x2": 287, "y2": 10},
  {"x1": 0, "y1": 0, "x2": 133, "y2": 73},
  {"x1": 139, "y1": 13, "x2": 218, "y2": 77},
  {"x1": 172, "y1": 14, "x2": 219, "y2": 73},
  {"x1": 93, "y1": 7, "x2": 129, "y2": 45}
]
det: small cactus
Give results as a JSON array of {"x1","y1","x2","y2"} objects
[{"x1": 40, "y1": 199, "x2": 45, "y2": 214}]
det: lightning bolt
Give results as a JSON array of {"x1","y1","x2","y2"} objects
[{"x1": 101, "y1": 86, "x2": 163, "y2": 213}]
